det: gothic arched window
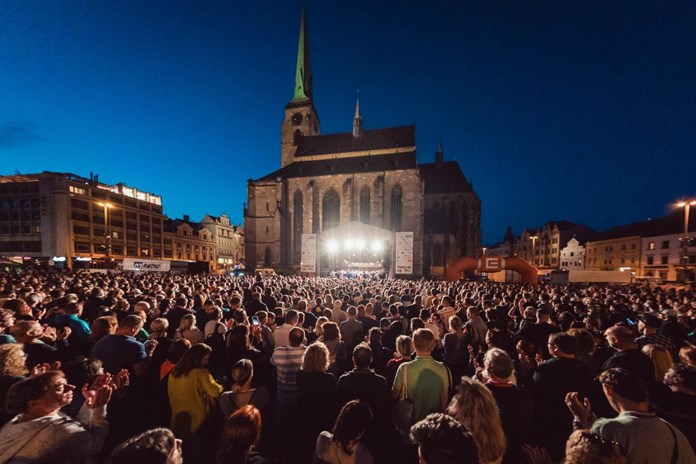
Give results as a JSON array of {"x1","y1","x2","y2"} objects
[
  {"x1": 322, "y1": 189, "x2": 340, "y2": 231},
  {"x1": 390, "y1": 184, "x2": 402, "y2": 231},
  {"x1": 360, "y1": 186, "x2": 370, "y2": 224},
  {"x1": 433, "y1": 243, "x2": 444, "y2": 266},
  {"x1": 293, "y1": 129, "x2": 303, "y2": 146},
  {"x1": 264, "y1": 247, "x2": 272, "y2": 267},
  {"x1": 293, "y1": 190, "x2": 303, "y2": 264}
]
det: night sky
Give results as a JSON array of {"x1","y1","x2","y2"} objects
[{"x1": 2, "y1": 0, "x2": 695, "y2": 245}]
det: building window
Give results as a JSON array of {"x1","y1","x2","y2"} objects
[
  {"x1": 661, "y1": 256, "x2": 669, "y2": 265},
  {"x1": 647, "y1": 256, "x2": 654, "y2": 265},
  {"x1": 432, "y1": 243, "x2": 444, "y2": 267},
  {"x1": 390, "y1": 184, "x2": 402, "y2": 231},
  {"x1": 359, "y1": 186, "x2": 370, "y2": 224},
  {"x1": 264, "y1": 247, "x2": 272, "y2": 267},
  {"x1": 648, "y1": 242, "x2": 655, "y2": 250},
  {"x1": 322, "y1": 189, "x2": 340, "y2": 231},
  {"x1": 293, "y1": 190, "x2": 303, "y2": 265},
  {"x1": 661, "y1": 240, "x2": 670, "y2": 249}
]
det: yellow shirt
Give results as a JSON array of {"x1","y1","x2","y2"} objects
[{"x1": 168, "y1": 368, "x2": 223, "y2": 434}]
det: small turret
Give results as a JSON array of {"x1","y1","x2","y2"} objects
[{"x1": 352, "y1": 93, "x2": 363, "y2": 138}]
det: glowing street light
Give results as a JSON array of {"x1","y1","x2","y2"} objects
[{"x1": 530, "y1": 235, "x2": 538, "y2": 267}]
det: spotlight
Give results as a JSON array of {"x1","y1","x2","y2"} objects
[
  {"x1": 371, "y1": 240, "x2": 383, "y2": 252},
  {"x1": 356, "y1": 239, "x2": 366, "y2": 250},
  {"x1": 344, "y1": 239, "x2": 354, "y2": 251},
  {"x1": 327, "y1": 240, "x2": 339, "y2": 252}
]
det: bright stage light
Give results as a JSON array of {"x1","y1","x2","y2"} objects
[
  {"x1": 327, "y1": 240, "x2": 339, "y2": 252},
  {"x1": 371, "y1": 240, "x2": 383, "y2": 252},
  {"x1": 344, "y1": 239, "x2": 354, "y2": 251},
  {"x1": 356, "y1": 239, "x2": 366, "y2": 250}
]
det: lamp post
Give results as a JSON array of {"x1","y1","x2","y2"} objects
[
  {"x1": 676, "y1": 200, "x2": 696, "y2": 282},
  {"x1": 96, "y1": 202, "x2": 113, "y2": 259},
  {"x1": 530, "y1": 235, "x2": 538, "y2": 267}
]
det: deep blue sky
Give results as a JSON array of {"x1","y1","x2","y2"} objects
[{"x1": 2, "y1": 0, "x2": 695, "y2": 245}]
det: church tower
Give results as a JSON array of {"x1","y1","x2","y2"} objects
[{"x1": 281, "y1": 8, "x2": 320, "y2": 167}]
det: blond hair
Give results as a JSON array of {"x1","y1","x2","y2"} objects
[
  {"x1": 446, "y1": 376, "x2": 506, "y2": 464},
  {"x1": 301, "y1": 342, "x2": 330, "y2": 373},
  {"x1": 0, "y1": 343, "x2": 28, "y2": 377},
  {"x1": 642, "y1": 343, "x2": 673, "y2": 383}
]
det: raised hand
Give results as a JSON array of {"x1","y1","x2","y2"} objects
[
  {"x1": 30, "y1": 363, "x2": 52, "y2": 377},
  {"x1": 522, "y1": 444, "x2": 553, "y2": 464},
  {"x1": 111, "y1": 369, "x2": 130, "y2": 391},
  {"x1": 565, "y1": 391, "x2": 594, "y2": 426}
]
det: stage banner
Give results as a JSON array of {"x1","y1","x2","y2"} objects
[
  {"x1": 122, "y1": 258, "x2": 171, "y2": 272},
  {"x1": 301, "y1": 234, "x2": 317, "y2": 273},
  {"x1": 395, "y1": 232, "x2": 414, "y2": 275}
]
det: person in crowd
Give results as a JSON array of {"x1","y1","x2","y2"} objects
[
  {"x1": 0, "y1": 370, "x2": 113, "y2": 463},
  {"x1": 91, "y1": 314, "x2": 157, "y2": 376},
  {"x1": 517, "y1": 306, "x2": 560, "y2": 358},
  {"x1": 531, "y1": 331, "x2": 592, "y2": 461},
  {"x1": 313, "y1": 399, "x2": 374, "y2": 464},
  {"x1": 635, "y1": 312, "x2": 676, "y2": 355},
  {"x1": 89, "y1": 315, "x2": 118, "y2": 351},
  {"x1": 603, "y1": 325, "x2": 656, "y2": 389},
  {"x1": 410, "y1": 413, "x2": 479, "y2": 464},
  {"x1": 339, "y1": 306, "x2": 364, "y2": 353},
  {"x1": 216, "y1": 405, "x2": 273, "y2": 464},
  {"x1": 160, "y1": 339, "x2": 191, "y2": 380},
  {"x1": 655, "y1": 363, "x2": 696, "y2": 450},
  {"x1": 12, "y1": 320, "x2": 67, "y2": 368},
  {"x1": 0, "y1": 308, "x2": 17, "y2": 345},
  {"x1": 320, "y1": 321, "x2": 346, "y2": 376},
  {"x1": 641, "y1": 343, "x2": 674, "y2": 384},
  {"x1": 173, "y1": 314, "x2": 205, "y2": 345},
  {"x1": 270, "y1": 327, "x2": 306, "y2": 435},
  {"x1": 563, "y1": 429, "x2": 629, "y2": 464},
  {"x1": 446, "y1": 376, "x2": 506, "y2": 464},
  {"x1": 297, "y1": 342, "x2": 338, "y2": 463},
  {"x1": 337, "y1": 343, "x2": 389, "y2": 423},
  {"x1": 273, "y1": 309, "x2": 299, "y2": 348},
  {"x1": 442, "y1": 315, "x2": 469, "y2": 384},
  {"x1": 385, "y1": 335, "x2": 413, "y2": 389},
  {"x1": 463, "y1": 306, "x2": 488, "y2": 347},
  {"x1": 220, "y1": 358, "x2": 269, "y2": 419},
  {"x1": 392, "y1": 329, "x2": 451, "y2": 424},
  {"x1": 481, "y1": 348, "x2": 532, "y2": 464},
  {"x1": 566, "y1": 367, "x2": 696, "y2": 464},
  {"x1": 166, "y1": 296, "x2": 193, "y2": 338},
  {"x1": 168, "y1": 343, "x2": 223, "y2": 464},
  {"x1": 108, "y1": 427, "x2": 183, "y2": 464}
]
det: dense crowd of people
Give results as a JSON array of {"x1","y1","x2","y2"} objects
[{"x1": 0, "y1": 268, "x2": 695, "y2": 464}]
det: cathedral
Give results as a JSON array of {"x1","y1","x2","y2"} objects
[{"x1": 244, "y1": 10, "x2": 481, "y2": 277}]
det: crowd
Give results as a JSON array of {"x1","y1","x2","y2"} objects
[{"x1": 0, "y1": 268, "x2": 695, "y2": 464}]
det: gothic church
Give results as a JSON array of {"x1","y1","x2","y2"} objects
[{"x1": 244, "y1": 10, "x2": 481, "y2": 277}]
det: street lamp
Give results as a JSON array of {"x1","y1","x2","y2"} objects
[
  {"x1": 676, "y1": 199, "x2": 696, "y2": 282},
  {"x1": 530, "y1": 235, "x2": 538, "y2": 267},
  {"x1": 96, "y1": 202, "x2": 113, "y2": 259}
]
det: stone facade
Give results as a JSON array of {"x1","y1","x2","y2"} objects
[{"x1": 244, "y1": 11, "x2": 480, "y2": 276}]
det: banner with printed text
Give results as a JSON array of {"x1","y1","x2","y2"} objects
[
  {"x1": 395, "y1": 232, "x2": 413, "y2": 275},
  {"x1": 301, "y1": 234, "x2": 317, "y2": 273}
]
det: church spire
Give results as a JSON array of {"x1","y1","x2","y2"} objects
[
  {"x1": 353, "y1": 92, "x2": 363, "y2": 137},
  {"x1": 292, "y1": 7, "x2": 312, "y2": 101}
]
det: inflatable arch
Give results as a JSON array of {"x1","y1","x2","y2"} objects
[{"x1": 445, "y1": 256, "x2": 538, "y2": 284}]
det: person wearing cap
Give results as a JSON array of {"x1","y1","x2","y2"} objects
[
  {"x1": 635, "y1": 313, "x2": 676, "y2": 359},
  {"x1": 566, "y1": 368, "x2": 696, "y2": 464}
]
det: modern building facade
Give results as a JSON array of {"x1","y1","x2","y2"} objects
[
  {"x1": 0, "y1": 172, "x2": 164, "y2": 268},
  {"x1": 244, "y1": 10, "x2": 480, "y2": 276}
]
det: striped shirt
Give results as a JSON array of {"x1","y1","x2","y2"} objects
[{"x1": 271, "y1": 345, "x2": 306, "y2": 400}]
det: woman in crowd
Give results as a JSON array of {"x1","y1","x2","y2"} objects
[
  {"x1": 174, "y1": 314, "x2": 205, "y2": 345},
  {"x1": 0, "y1": 343, "x2": 29, "y2": 426},
  {"x1": 313, "y1": 399, "x2": 374, "y2": 464},
  {"x1": 219, "y1": 358, "x2": 269, "y2": 418},
  {"x1": 297, "y1": 342, "x2": 338, "y2": 463},
  {"x1": 564, "y1": 430, "x2": 628, "y2": 464},
  {"x1": 319, "y1": 322, "x2": 346, "y2": 377},
  {"x1": 442, "y1": 316, "x2": 469, "y2": 384},
  {"x1": 447, "y1": 376, "x2": 507, "y2": 464},
  {"x1": 642, "y1": 343, "x2": 674, "y2": 384},
  {"x1": 385, "y1": 335, "x2": 412, "y2": 389},
  {"x1": 216, "y1": 405, "x2": 272, "y2": 464},
  {"x1": 168, "y1": 343, "x2": 223, "y2": 463}
]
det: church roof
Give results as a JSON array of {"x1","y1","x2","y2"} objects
[
  {"x1": 257, "y1": 151, "x2": 418, "y2": 180},
  {"x1": 295, "y1": 125, "x2": 415, "y2": 157},
  {"x1": 419, "y1": 161, "x2": 473, "y2": 194}
]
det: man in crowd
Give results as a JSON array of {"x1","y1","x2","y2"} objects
[
  {"x1": 410, "y1": 413, "x2": 479, "y2": 464},
  {"x1": 567, "y1": 368, "x2": 696, "y2": 464},
  {"x1": 603, "y1": 325, "x2": 655, "y2": 389}
]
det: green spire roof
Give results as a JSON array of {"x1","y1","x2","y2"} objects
[{"x1": 293, "y1": 8, "x2": 312, "y2": 101}]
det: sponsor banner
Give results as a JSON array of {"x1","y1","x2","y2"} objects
[
  {"x1": 301, "y1": 234, "x2": 317, "y2": 273},
  {"x1": 122, "y1": 258, "x2": 171, "y2": 272},
  {"x1": 479, "y1": 256, "x2": 505, "y2": 272},
  {"x1": 395, "y1": 232, "x2": 413, "y2": 275}
]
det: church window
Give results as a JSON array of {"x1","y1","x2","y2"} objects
[
  {"x1": 390, "y1": 184, "x2": 402, "y2": 231},
  {"x1": 322, "y1": 189, "x2": 340, "y2": 231},
  {"x1": 293, "y1": 129, "x2": 303, "y2": 145},
  {"x1": 360, "y1": 187, "x2": 370, "y2": 224},
  {"x1": 264, "y1": 248, "x2": 272, "y2": 267},
  {"x1": 293, "y1": 190, "x2": 303, "y2": 264}
]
